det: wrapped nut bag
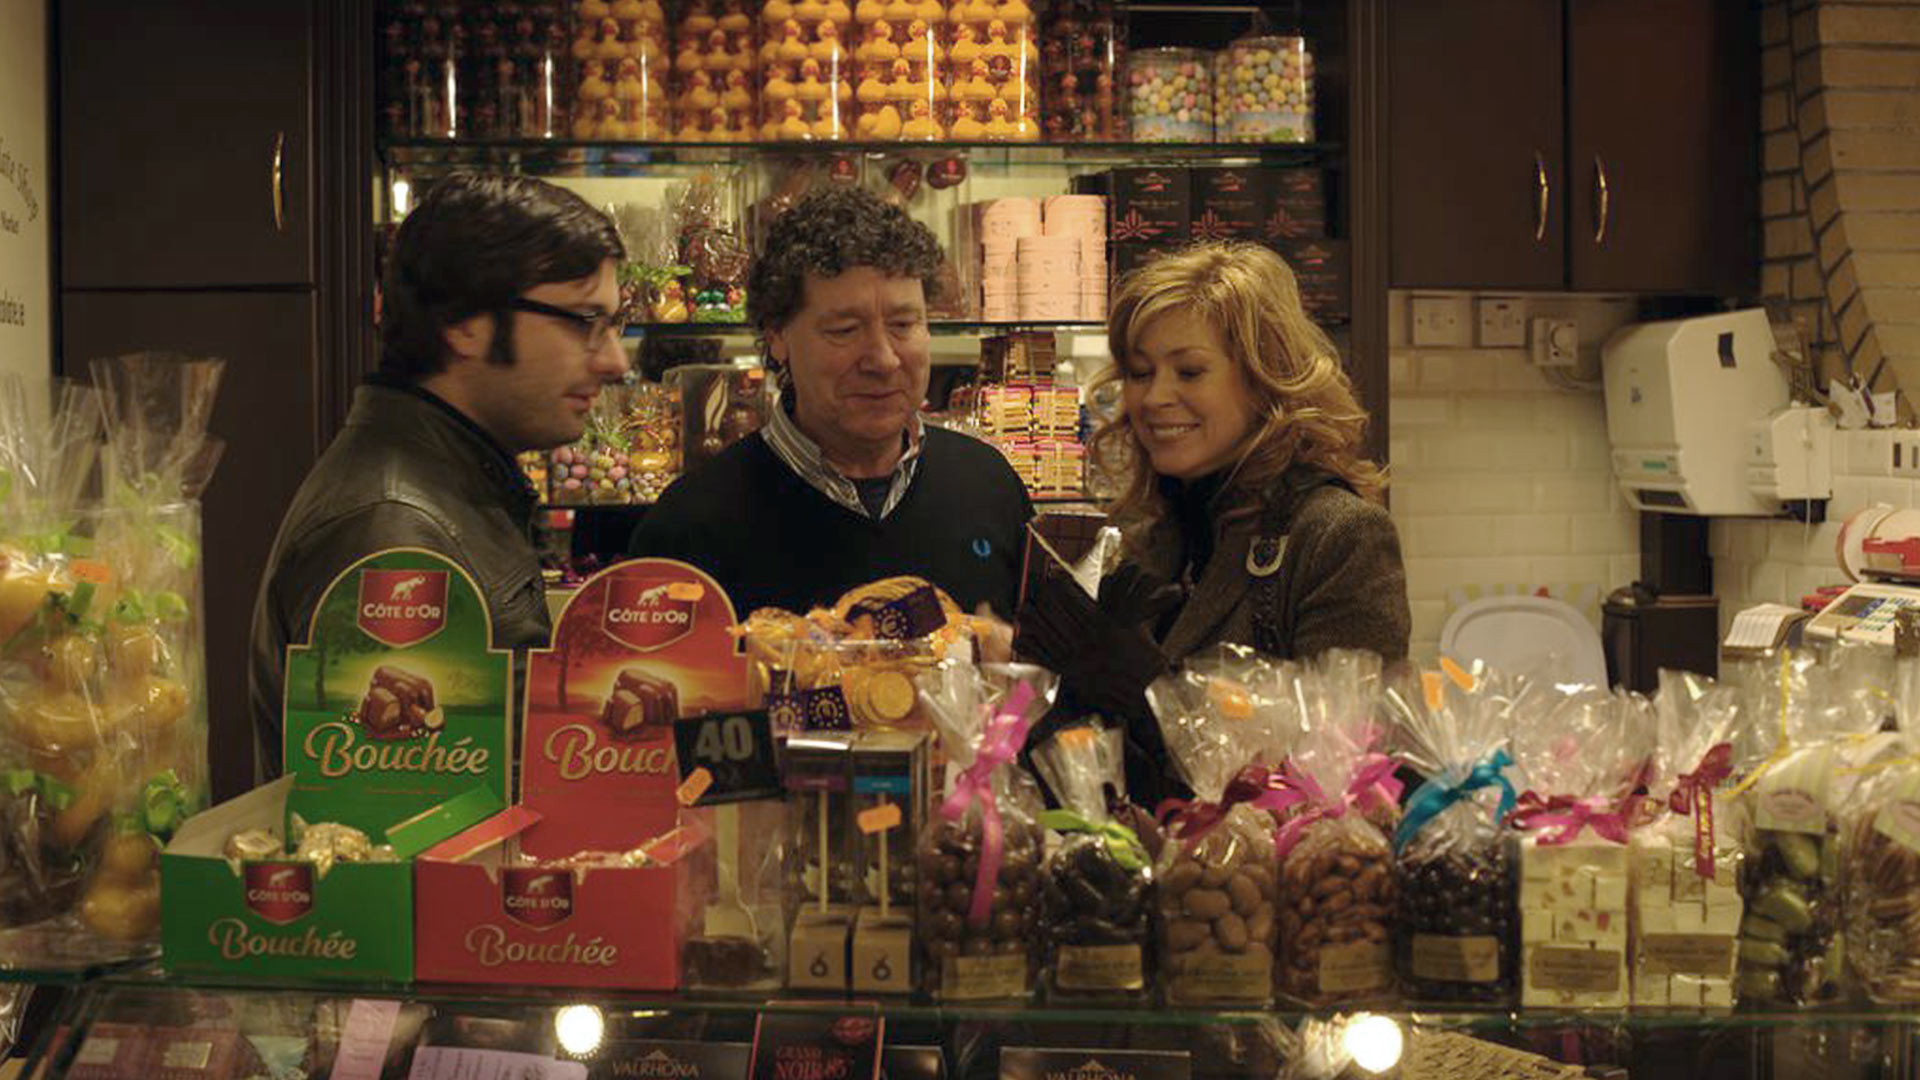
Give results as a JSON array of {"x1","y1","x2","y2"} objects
[
  {"x1": 1838, "y1": 725, "x2": 1920, "y2": 1005},
  {"x1": 1267, "y1": 650, "x2": 1401, "y2": 1007},
  {"x1": 1629, "y1": 672, "x2": 1750, "y2": 1009},
  {"x1": 1725, "y1": 647, "x2": 1885, "y2": 1006},
  {"x1": 1144, "y1": 645, "x2": 1295, "y2": 1007},
  {"x1": 1509, "y1": 684, "x2": 1652, "y2": 1008},
  {"x1": 1033, "y1": 723, "x2": 1152, "y2": 1002},
  {"x1": 1387, "y1": 663, "x2": 1521, "y2": 1005},
  {"x1": 914, "y1": 661, "x2": 1055, "y2": 1001}
]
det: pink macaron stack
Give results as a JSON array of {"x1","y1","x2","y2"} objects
[
  {"x1": 977, "y1": 198, "x2": 1043, "y2": 322},
  {"x1": 1042, "y1": 194, "x2": 1109, "y2": 320}
]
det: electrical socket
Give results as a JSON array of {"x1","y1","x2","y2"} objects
[
  {"x1": 1410, "y1": 294, "x2": 1472, "y2": 348},
  {"x1": 1475, "y1": 297, "x2": 1527, "y2": 348},
  {"x1": 1531, "y1": 318, "x2": 1578, "y2": 368},
  {"x1": 1892, "y1": 433, "x2": 1920, "y2": 478}
]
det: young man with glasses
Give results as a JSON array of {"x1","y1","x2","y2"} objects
[
  {"x1": 629, "y1": 185, "x2": 1032, "y2": 622},
  {"x1": 248, "y1": 171, "x2": 628, "y2": 778}
]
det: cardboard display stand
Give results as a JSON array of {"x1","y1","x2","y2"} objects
[
  {"x1": 162, "y1": 550, "x2": 510, "y2": 981},
  {"x1": 414, "y1": 558, "x2": 752, "y2": 989}
]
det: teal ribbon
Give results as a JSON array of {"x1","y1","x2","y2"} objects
[
  {"x1": 1392, "y1": 749, "x2": 1517, "y2": 854},
  {"x1": 1040, "y1": 809, "x2": 1149, "y2": 872}
]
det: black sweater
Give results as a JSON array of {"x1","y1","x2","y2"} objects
[{"x1": 628, "y1": 428, "x2": 1033, "y2": 618}]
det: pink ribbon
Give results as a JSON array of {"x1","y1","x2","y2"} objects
[
  {"x1": 1264, "y1": 754, "x2": 1403, "y2": 860},
  {"x1": 1508, "y1": 792, "x2": 1633, "y2": 846},
  {"x1": 1669, "y1": 743, "x2": 1733, "y2": 879},
  {"x1": 938, "y1": 681, "x2": 1037, "y2": 928}
]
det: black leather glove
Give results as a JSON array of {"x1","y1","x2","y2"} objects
[{"x1": 1014, "y1": 565, "x2": 1181, "y2": 723}]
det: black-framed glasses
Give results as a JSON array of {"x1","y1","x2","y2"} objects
[{"x1": 508, "y1": 297, "x2": 628, "y2": 349}]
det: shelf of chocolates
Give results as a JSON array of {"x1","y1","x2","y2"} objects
[
  {"x1": 620, "y1": 319, "x2": 1113, "y2": 336},
  {"x1": 380, "y1": 137, "x2": 1342, "y2": 172}
]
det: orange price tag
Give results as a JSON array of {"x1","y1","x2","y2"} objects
[
  {"x1": 858, "y1": 803, "x2": 902, "y2": 834},
  {"x1": 667, "y1": 582, "x2": 706, "y2": 602},
  {"x1": 676, "y1": 767, "x2": 713, "y2": 807},
  {"x1": 1439, "y1": 656, "x2": 1477, "y2": 693},
  {"x1": 72, "y1": 559, "x2": 112, "y2": 586}
]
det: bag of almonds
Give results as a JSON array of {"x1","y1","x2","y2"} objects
[
  {"x1": 1508, "y1": 684, "x2": 1653, "y2": 1009},
  {"x1": 913, "y1": 661, "x2": 1056, "y2": 1001},
  {"x1": 1628, "y1": 671, "x2": 1750, "y2": 1010},
  {"x1": 1267, "y1": 651, "x2": 1402, "y2": 1007},
  {"x1": 1385, "y1": 662, "x2": 1521, "y2": 1005},
  {"x1": 1032, "y1": 723, "x2": 1152, "y2": 1002},
  {"x1": 1143, "y1": 645, "x2": 1296, "y2": 1007}
]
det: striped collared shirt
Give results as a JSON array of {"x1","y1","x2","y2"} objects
[{"x1": 760, "y1": 392, "x2": 924, "y2": 520}]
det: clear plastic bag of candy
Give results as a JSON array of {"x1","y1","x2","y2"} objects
[
  {"x1": 1143, "y1": 644, "x2": 1294, "y2": 1007},
  {"x1": 1630, "y1": 672, "x2": 1750, "y2": 1010},
  {"x1": 913, "y1": 660, "x2": 1054, "y2": 1000},
  {"x1": 1385, "y1": 662, "x2": 1522, "y2": 1005},
  {"x1": 1033, "y1": 722, "x2": 1150, "y2": 1001},
  {"x1": 1269, "y1": 650, "x2": 1400, "y2": 1007},
  {"x1": 1508, "y1": 682, "x2": 1652, "y2": 1009}
]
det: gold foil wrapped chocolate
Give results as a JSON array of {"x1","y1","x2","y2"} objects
[
  {"x1": 294, "y1": 823, "x2": 378, "y2": 877},
  {"x1": 222, "y1": 828, "x2": 282, "y2": 864}
]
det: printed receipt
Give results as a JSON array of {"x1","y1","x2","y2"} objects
[{"x1": 407, "y1": 1047, "x2": 588, "y2": 1080}]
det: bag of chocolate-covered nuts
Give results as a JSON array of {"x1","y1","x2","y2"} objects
[
  {"x1": 913, "y1": 661, "x2": 1056, "y2": 1001},
  {"x1": 1384, "y1": 663, "x2": 1522, "y2": 1005},
  {"x1": 1266, "y1": 651, "x2": 1402, "y2": 1007},
  {"x1": 1838, "y1": 727, "x2": 1920, "y2": 1005},
  {"x1": 1143, "y1": 646, "x2": 1297, "y2": 1007},
  {"x1": 1032, "y1": 723, "x2": 1152, "y2": 1001}
]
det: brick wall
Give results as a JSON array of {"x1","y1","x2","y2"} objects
[
  {"x1": 1716, "y1": 0, "x2": 1920, "y2": 631},
  {"x1": 1388, "y1": 291, "x2": 1642, "y2": 664}
]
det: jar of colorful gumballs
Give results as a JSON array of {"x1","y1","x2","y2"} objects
[
  {"x1": 1041, "y1": 0, "x2": 1127, "y2": 141},
  {"x1": 572, "y1": 0, "x2": 671, "y2": 138},
  {"x1": 1221, "y1": 34, "x2": 1313, "y2": 142},
  {"x1": 1128, "y1": 47, "x2": 1211, "y2": 142}
]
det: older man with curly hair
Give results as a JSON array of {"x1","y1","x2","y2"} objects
[{"x1": 629, "y1": 185, "x2": 1032, "y2": 618}]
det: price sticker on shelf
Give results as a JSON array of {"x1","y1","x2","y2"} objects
[
  {"x1": 672, "y1": 709, "x2": 782, "y2": 805},
  {"x1": 858, "y1": 802, "x2": 902, "y2": 834}
]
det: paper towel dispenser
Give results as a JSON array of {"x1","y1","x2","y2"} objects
[{"x1": 1602, "y1": 309, "x2": 1790, "y2": 516}]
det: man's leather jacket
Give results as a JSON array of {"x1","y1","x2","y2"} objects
[{"x1": 248, "y1": 379, "x2": 550, "y2": 779}]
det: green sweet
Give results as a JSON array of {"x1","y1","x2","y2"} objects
[
  {"x1": 1740, "y1": 914, "x2": 1787, "y2": 943},
  {"x1": 1775, "y1": 832, "x2": 1821, "y2": 880},
  {"x1": 1736, "y1": 968, "x2": 1782, "y2": 999},
  {"x1": 1738, "y1": 938, "x2": 1789, "y2": 967},
  {"x1": 1754, "y1": 883, "x2": 1814, "y2": 934}
]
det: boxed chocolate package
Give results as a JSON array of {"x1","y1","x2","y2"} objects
[
  {"x1": 1076, "y1": 168, "x2": 1191, "y2": 245},
  {"x1": 1110, "y1": 243, "x2": 1174, "y2": 285},
  {"x1": 1190, "y1": 167, "x2": 1265, "y2": 242},
  {"x1": 1269, "y1": 238, "x2": 1350, "y2": 323},
  {"x1": 414, "y1": 558, "x2": 756, "y2": 991},
  {"x1": 1260, "y1": 168, "x2": 1328, "y2": 241},
  {"x1": 162, "y1": 549, "x2": 509, "y2": 982}
]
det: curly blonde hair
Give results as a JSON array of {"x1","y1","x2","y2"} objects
[{"x1": 1088, "y1": 242, "x2": 1385, "y2": 526}]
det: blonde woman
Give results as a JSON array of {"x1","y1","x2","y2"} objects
[{"x1": 1018, "y1": 243, "x2": 1408, "y2": 782}]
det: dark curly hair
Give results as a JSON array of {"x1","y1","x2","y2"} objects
[
  {"x1": 379, "y1": 172, "x2": 625, "y2": 380},
  {"x1": 746, "y1": 185, "x2": 944, "y2": 337}
]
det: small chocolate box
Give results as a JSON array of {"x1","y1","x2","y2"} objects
[
  {"x1": 1271, "y1": 238, "x2": 1350, "y2": 322},
  {"x1": 1191, "y1": 167, "x2": 1265, "y2": 242},
  {"x1": 1260, "y1": 167, "x2": 1328, "y2": 241},
  {"x1": 1078, "y1": 168, "x2": 1191, "y2": 245}
]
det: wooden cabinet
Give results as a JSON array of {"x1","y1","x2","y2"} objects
[
  {"x1": 1387, "y1": 0, "x2": 1755, "y2": 294},
  {"x1": 60, "y1": 291, "x2": 322, "y2": 804},
  {"x1": 58, "y1": 0, "x2": 314, "y2": 289}
]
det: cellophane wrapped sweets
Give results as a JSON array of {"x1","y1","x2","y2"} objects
[
  {"x1": 0, "y1": 356, "x2": 222, "y2": 953},
  {"x1": 1630, "y1": 672, "x2": 1749, "y2": 1009},
  {"x1": 1387, "y1": 665, "x2": 1521, "y2": 1005},
  {"x1": 1509, "y1": 684, "x2": 1652, "y2": 1008},
  {"x1": 1839, "y1": 722, "x2": 1920, "y2": 1005},
  {"x1": 1727, "y1": 647, "x2": 1886, "y2": 1006},
  {"x1": 1033, "y1": 723, "x2": 1150, "y2": 1002},
  {"x1": 1269, "y1": 651, "x2": 1400, "y2": 1007},
  {"x1": 1144, "y1": 645, "x2": 1293, "y2": 1007},
  {"x1": 913, "y1": 661, "x2": 1054, "y2": 1000}
]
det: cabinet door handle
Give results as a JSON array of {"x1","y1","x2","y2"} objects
[
  {"x1": 1533, "y1": 151, "x2": 1550, "y2": 243},
  {"x1": 271, "y1": 131, "x2": 287, "y2": 232},
  {"x1": 1593, "y1": 153, "x2": 1611, "y2": 245}
]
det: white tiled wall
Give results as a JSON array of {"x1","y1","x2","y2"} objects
[
  {"x1": 1713, "y1": 428, "x2": 1899, "y2": 632},
  {"x1": 1387, "y1": 291, "x2": 1643, "y2": 663}
]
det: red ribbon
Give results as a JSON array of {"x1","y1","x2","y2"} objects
[
  {"x1": 1508, "y1": 791, "x2": 1633, "y2": 846},
  {"x1": 1155, "y1": 763, "x2": 1276, "y2": 842},
  {"x1": 1668, "y1": 742, "x2": 1733, "y2": 879},
  {"x1": 938, "y1": 681, "x2": 1036, "y2": 928}
]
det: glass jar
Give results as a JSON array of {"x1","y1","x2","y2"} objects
[
  {"x1": 573, "y1": 0, "x2": 671, "y2": 138},
  {"x1": 1221, "y1": 34, "x2": 1314, "y2": 143},
  {"x1": 760, "y1": 0, "x2": 854, "y2": 139},
  {"x1": 1128, "y1": 47, "x2": 1211, "y2": 143},
  {"x1": 674, "y1": 0, "x2": 759, "y2": 141},
  {"x1": 847, "y1": 0, "x2": 952, "y2": 141},
  {"x1": 1041, "y1": 0, "x2": 1127, "y2": 141},
  {"x1": 946, "y1": 0, "x2": 1041, "y2": 142}
]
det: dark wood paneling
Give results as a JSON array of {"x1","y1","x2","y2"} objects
[
  {"x1": 61, "y1": 291, "x2": 321, "y2": 802},
  {"x1": 1385, "y1": 0, "x2": 1565, "y2": 290},
  {"x1": 1568, "y1": 0, "x2": 1758, "y2": 295},
  {"x1": 59, "y1": 0, "x2": 314, "y2": 289}
]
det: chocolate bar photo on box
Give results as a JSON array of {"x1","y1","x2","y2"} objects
[
  {"x1": 357, "y1": 665, "x2": 440, "y2": 737},
  {"x1": 602, "y1": 668, "x2": 681, "y2": 737}
]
